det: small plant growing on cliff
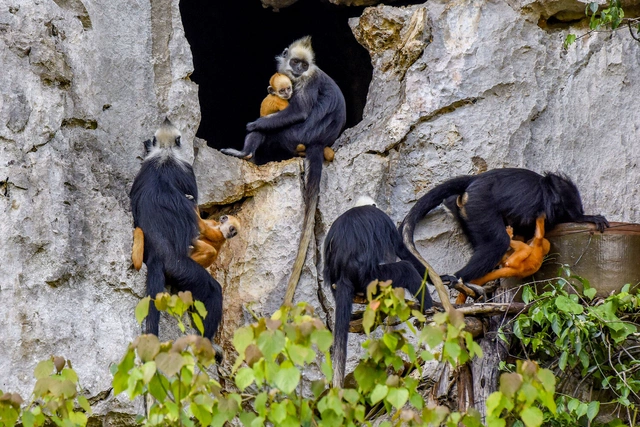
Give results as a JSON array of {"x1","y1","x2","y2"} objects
[{"x1": 564, "y1": 0, "x2": 640, "y2": 48}]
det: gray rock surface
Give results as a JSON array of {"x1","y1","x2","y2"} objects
[{"x1": 1, "y1": 0, "x2": 639, "y2": 423}]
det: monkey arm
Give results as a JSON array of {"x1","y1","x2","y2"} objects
[
  {"x1": 471, "y1": 267, "x2": 521, "y2": 286},
  {"x1": 247, "y1": 86, "x2": 318, "y2": 132},
  {"x1": 574, "y1": 214, "x2": 610, "y2": 232}
]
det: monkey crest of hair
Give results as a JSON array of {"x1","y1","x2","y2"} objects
[
  {"x1": 354, "y1": 196, "x2": 376, "y2": 207},
  {"x1": 324, "y1": 204, "x2": 433, "y2": 387},
  {"x1": 130, "y1": 119, "x2": 223, "y2": 345},
  {"x1": 400, "y1": 168, "x2": 610, "y2": 287}
]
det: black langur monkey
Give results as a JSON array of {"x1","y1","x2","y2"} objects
[
  {"x1": 400, "y1": 168, "x2": 610, "y2": 286},
  {"x1": 221, "y1": 36, "x2": 347, "y2": 305},
  {"x1": 129, "y1": 119, "x2": 223, "y2": 340},
  {"x1": 324, "y1": 197, "x2": 433, "y2": 388}
]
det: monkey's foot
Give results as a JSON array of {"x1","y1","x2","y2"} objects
[
  {"x1": 220, "y1": 148, "x2": 252, "y2": 159},
  {"x1": 441, "y1": 275, "x2": 486, "y2": 302}
]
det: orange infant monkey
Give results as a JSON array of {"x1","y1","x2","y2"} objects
[
  {"x1": 260, "y1": 73, "x2": 292, "y2": 117},
  {"x1": 191, "y1": 213, "x2": 241, "y2": 269},
  {"x1": 132, "y1": 211, "x2": 241, "y2": 270},
  {"x1": 259, "y1": 73, "x2": 335, "y2": 162},
  {"x1": 471, "y1": 215, "x2": 551, "y2": 287}
]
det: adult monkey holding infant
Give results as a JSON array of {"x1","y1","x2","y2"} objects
[{"x1": 222, "y1": 36, "x2": 347, "y2": 304}]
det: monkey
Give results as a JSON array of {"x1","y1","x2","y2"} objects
[
  {"x1": 129, "y1": 119, "x2": 223, "y2": 341},
  {"x1": 324, "y1": 197, "x2": 433, "y2": 388},
  {"x1": 400, "y1": 168, "x2": 609, "y2": 289},
  {"x1": 221, "y1": 36, "x2": 347, "y2": 305},
  {"x1": 260, "y1": 73, "x2": 292, "y2": 117},
  {"x1": 190, "y1": 213, "x2": 241, "y2": 269},
  {"x1": 132, "y1": 211, "x2": 241, "y2": 270},
  {"x1": 471, "y1": 215, "x2": 551, "y2": 286}
]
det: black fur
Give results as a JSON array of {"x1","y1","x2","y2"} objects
[
  {"x1": 129, "y1": 141, "x2": 222, "y2": 340},
  {"x1": 400, "y1": 168, "x2": 609, "y2": 283},
  {"x1": 324, "y1": 205, "x2": 433, "y2": 387}
]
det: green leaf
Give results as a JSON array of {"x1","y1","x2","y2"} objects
[
  {"x1": 370, "y1": 384, "x2": 388, "y2": 404},
  {"x1": 233, "y1": 327, "x2": 254, "y2": 357},
  {"x1": 587, "y1": 400, "x2": 600, "y2": 421},
  {"x1": 363, "y1": 307, "x2": 375, "y2": 335},
  {"x1": 311, "y1": 329, "x2": 333, "y2": 353},
  {"x1": 191, "y1": 312, "x2": 205, "y2": 335},
  {"x1": 135, "y1": 296, "x2": 151, "y2": 324},
  {"x1": 273, "y1": 361, "x2": 301, "y2": 394},
  {"x1": 520, "y1": 406, "x2": 543, "y2": 427},
  {"x1": 257, "y1": 330, "x2": 286, "y2": 360},
  {"x1": 386, "y1": 387, "x2": 409, "y2": 409},
  {"x1": 555, "y1": 295, "x2": 583, "y2": 314},
  {"x1": 194, "y1": 300, "x2": 208, "y2": 318},
  {"x1": 235, "y1": 367, "x2": 255, "y2": 391},
  {"x1": 382, "y1": 332, "x2": 399, "y2": 351},
  {"x1": 34, "y1": 360, "x2": 54, "y2": 379}
]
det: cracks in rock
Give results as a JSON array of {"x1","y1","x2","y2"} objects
[
  {"x1": 61, "y1": 117, "x2": 98, "y2": 130},
  {"x1": 417, "y1": 97, "x2": 481, "y2": 124}
]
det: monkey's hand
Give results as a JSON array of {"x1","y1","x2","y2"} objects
[{"x1": 579, "y1": 215, "x2": 610, "y2": 233}]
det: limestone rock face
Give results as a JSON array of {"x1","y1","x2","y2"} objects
[{"x1": 1, "y1": 0, "x2": 639, "y2": 423}]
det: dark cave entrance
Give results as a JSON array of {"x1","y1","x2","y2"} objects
[{"x1": 180, "y1": 0, "x2": 373, "y2": 151}]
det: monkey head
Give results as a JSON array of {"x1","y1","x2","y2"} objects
[
  {"x1": 143, "y1": 118, "x2": 184, "y2": 160},
  {"x1": 268, "y1": 73, "x2": 292, "y2": 100},
  {"x1": 277, "y1": 36, "x2": 317, "y2": 82},
  {"x1": 219, "y1": 215, "x2": 241, "y2": 240}
]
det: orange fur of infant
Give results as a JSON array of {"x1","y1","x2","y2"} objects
[
  {"x1": 131, "y1": 212, "x2": 240, "y2": 271},
  {"x1": 260, "y1": 73, "x2": 292, "y2": 117},
  {"x1": 471, "y1": 215, "x2": 551, "y2": 286},
  {"x1": 191, "y1": 214, "x2": 240, "y2": 269}
]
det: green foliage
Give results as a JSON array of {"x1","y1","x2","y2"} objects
[
  {"x1": 0, "y1": 356, "x2": 91, "y2": 427},
  {"x1": 563, "y1": 0, "x2": 638, "y2": 48},
  {"x1": 510, "y1": 268, "x2": 640, "y2": 424},
  {"x1": 486, "y1": 360, "x2": 556, "y2": 427},
  {"x1": 136, "y1": 291, "x2": 207, "y2": 335}
]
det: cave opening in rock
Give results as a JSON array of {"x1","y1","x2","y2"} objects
[{"x1": 180, "y1": 1, "x2": 373, "y2": 151}]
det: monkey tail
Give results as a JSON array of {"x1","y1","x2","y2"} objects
[
  {"x1": 283, "y1": 144, "x2": 324, "y2": 305},
  {"x1": 332, "y1": 277, "x2": 354, "y2": 388},
  {"x1": 398, "y1": 176, "x2": 473, "y2": 313}
]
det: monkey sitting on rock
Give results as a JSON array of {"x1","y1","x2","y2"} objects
[{"x1": 259, "y1": 72, "x2": 335, "y2": 162}]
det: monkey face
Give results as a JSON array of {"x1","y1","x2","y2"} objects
[
  {"x1": 219, "y1": 215, "x2": 241, "y2": 240},
  {"x1": 277, "y1": 36, "x2": 315, "y2": 81},
  {"x1": 289, "y1": 57, "x2": 309, "y2": 78},
  {"x1": 268, "y1": 74, "x2": 293, "y2": 100},
  {"x1": 277, "y1": 84, "x2": 292, "y2": 100}
]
